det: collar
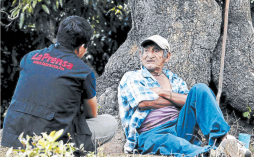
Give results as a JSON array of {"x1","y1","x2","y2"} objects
[
  {"x1": 141, "y1": 66, "x2": 154, "y2": 78},
  {"x1": 140, "y1": 65, "x2": 176, "y2": 81},
  {"x1": 51, "y1": 43, "x2": 76, "y2": 55}
]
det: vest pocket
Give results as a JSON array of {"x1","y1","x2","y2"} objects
[
  {"x1": 14, "y1": 103, "x2": 55, "y2": 120},
  {"x1": 4, "y1": 102, "x2": 55, "y2": 136}
]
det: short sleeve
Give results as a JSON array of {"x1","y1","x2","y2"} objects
[
  {"x1": 20, "y1": 53, "x2": 29, "y2": 69},
  {"x1": 82, "y1": 72, "x2": 96, "y2": 99}
]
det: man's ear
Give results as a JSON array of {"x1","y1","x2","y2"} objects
[
  {"x1": 79, "y1": 44, "x2": 87, "y2": 53},
  {"x1": 75, "y1": 44, "x2": 87, "y2": 58},
  {"x1": 164, "y1": 52, "x2": 171, "y2": 63},
  {"x1": 139, "y1": 51, "x2": 142, "y2": 58}
]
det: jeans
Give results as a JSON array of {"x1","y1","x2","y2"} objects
[
  {"x1": 87, "y1": 114, "x2": 118, "y2": 147},
  {"x1": 176, "y1": 83, "x2": 230, "y2": 146},
  {"x1": 137, "y1": 83, "x2": 230, "y2": 156}
]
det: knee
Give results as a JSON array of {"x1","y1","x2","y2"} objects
[
  {"x1": 101, "y1": 114, "x2": 118, "y2": 129},
  {"x1": 190, "y1": 83, "x2": 212, "y2": 94}
]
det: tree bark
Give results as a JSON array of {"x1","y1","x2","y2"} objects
[
  {"x1": 97, "y1": 0, "x2": 222, "y2": 115},
  {"x1": 97, "y1": 0, "x2": 254, "y2": 115},
  {"x1": 212, "y1": 0, "x2": 254, "y2": 112}
]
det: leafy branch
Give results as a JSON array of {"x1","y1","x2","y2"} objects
[
  {"x1": 0, "y1": 0, "x2": 23, "y2": 27},
  {"x1": 0, "y1": 0, "x2": 63, "y2": 29}
]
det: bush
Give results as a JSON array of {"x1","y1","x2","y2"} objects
[{"x1": 6, "y1": 129, "x2": 89, "y2": 157}]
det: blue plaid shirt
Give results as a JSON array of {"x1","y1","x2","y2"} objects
[{"x1": 118, "y1": 66, "x2": 189, "y2": 153}]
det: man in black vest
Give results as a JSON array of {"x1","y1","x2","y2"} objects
[{"x1": 1, "y1": 16, "x2": 117, "y2": 152}]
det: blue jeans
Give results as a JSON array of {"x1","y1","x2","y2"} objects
[
  {"x1": 177, "y1": 83, "x2": 230, "y2": 146},
  {"x1": 137, "y1": 83, "x2": 230, "y2": 156}
]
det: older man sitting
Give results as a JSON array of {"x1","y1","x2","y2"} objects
[{"x1": 118, "y1": 35, "x2": 252, "y2": 157}]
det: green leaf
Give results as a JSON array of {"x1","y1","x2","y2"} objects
[
  {"x1": 29, "y1": 5, "x2": 33, "y2": 13},
  {"x1": 42, "y1": 5, "x2": 50, "y2": 14},
  {"x1": 22, "y1": 4, "x2": 29, "y2": 12},
  {"x1": 19, "y1": 12, "x2": 25, "y2": 29},
  {"x1": 10, "y1": 7, "x2": 17, "y2": 13},
  {"x1": 118, "y1": 5, "x2": 123, "y2": 9},
  {"x1": 38, "y1": 0, "x2": 42, "y2": 2},
  {"x1": 115, "y1": 9, "x2": 121, "y2": 15},
  {"x1": 53, "y1": 4, "x2": 57, "y2": 11},
  {"x1": 109, "y1": 7, "x2": 115, "y2": 11},
  {"x1": 243, "y1": 112, "x2": 250, "y2": 118},
  {"x1": 45, "y1": 0, "x2": 51, "y2": 5},
  {"x1": 28, "y1": 24, "x2": 35, "y2": 28},
  {"x1": 246, "y1": 107, "x2": 251, "y2": 112},
  {"x1": 12, "y1": 0, "x2": 18, "y2": 6},
  {"x1": 56, "y1": 0, "x2": 59, "y2": 8},
  {"x1": 52, "y1": 129, "x2": 64, "y2": 142},
  {"x1": 32, "y1": 0, "x2": 37, "y2": 8},
  {"x1": 11, "y1": 8, "x2": 20, "y2": 17},
  {"x1": 59, "y1": 0, "x2": 63, "y2": 7}
]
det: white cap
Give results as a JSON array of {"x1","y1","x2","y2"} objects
[{"x1": 141, "y1": 35, "x2": 170, "y2": 52}]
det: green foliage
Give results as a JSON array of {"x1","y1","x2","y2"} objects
[
  {"x1": 5, "y1": 129, "x2": 89, "y2": 157},
  {"x1": 19, "y1": 12, "x2": 25, "y2": 28},
  {"x1": 243, "y1": 107, "x2": 254, "y2": 119},
  {"x1": 1, "y1": 0, "x2": 131, "y2": 74},
  {"x1": 41, "y1": 5, "x2": 50, "y2": 14},
  {"x1": 1, "y1": 0, "x2": 131, "y2": 128}
]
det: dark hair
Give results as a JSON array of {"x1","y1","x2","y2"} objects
[
  {"x1": 141, "y1": 42, "x2": 169, "y2": 58},
  {"x1": 56, "y1": 16, "x2": 94, "y2": 50}
]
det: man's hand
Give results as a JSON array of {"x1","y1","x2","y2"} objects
[{"x1": 138, "y1": 87, "x2": 187, "y2": 110}]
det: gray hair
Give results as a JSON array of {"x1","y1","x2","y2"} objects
[{"x1": 163, "y1": 49, "x2": 169, "y2": 58}]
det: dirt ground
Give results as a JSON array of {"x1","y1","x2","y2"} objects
[
  {"x1": 99, "y1": 113, "x2": 254, "y2": 156},
  {"x1": 0, "y1": 113, "x2": 253, "y2": 156}
]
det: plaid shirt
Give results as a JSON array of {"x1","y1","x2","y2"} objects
[{"x1": 118, "y1": 66, "x2": 189, "y2": 153}]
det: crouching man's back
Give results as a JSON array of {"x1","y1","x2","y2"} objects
[{"x1": 2, "y1": 16, "x2": 117, "y2": 152}]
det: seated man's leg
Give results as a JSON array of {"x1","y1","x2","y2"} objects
[
  {"x1": 176, "y1": 83, "x2": 230, "y2": 146},
  {"x1": 86, "y1": 114, "x2": 118, "y2": 147}
]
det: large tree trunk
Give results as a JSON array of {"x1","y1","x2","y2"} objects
[
  {"x1": 97, "y1": 0, "x2": 254, "y2": 115},
  {"x1": 212, "y1": 0, "x2": 254, "y2": 112}
]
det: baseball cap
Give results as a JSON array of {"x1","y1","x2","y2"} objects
[{"x1": 141, "y1": 35, "x2": 170, "y2": 52}]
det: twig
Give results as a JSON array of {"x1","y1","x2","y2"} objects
[
  {"x1": 233, "y1": 111, "x2": 239, "y2": 136},
  {"x1": 216, "y1": 0, "x2": 230, "y2": 105}
]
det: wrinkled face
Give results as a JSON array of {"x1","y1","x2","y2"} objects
[{"x1": 140, "y1": 45, "x2": 169, "y2": 72}]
